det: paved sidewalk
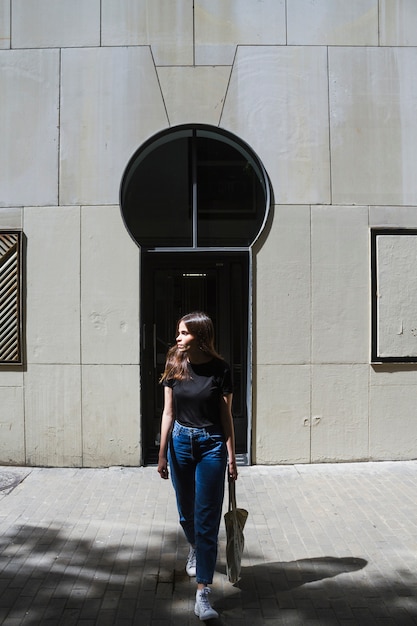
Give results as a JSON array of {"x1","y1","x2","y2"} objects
[{"x1": 1, "y1": 462, "x2": 417, "y2": 625}]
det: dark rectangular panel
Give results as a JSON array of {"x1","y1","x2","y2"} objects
[{"x1": 0, "y1": 231, "x2": 22, "y2": 364}]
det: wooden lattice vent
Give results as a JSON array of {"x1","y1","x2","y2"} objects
[{"x1": 0, "y1": 231, "x2": 22, "y2": 364}]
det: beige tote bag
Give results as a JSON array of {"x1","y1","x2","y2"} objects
[{"x1": 224, "y1": 479, "x2": 248, "y2": 583}]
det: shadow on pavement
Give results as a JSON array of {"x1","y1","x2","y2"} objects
[
  {"x1": 239, "y1": 555, "x2": 368, "y2": 590},
  {"x1": 214, "y1": 556, "x2": 417, "y2": 624},
  {"x1": 1, "y1": 524, "x2": 417, "y2": 625}
]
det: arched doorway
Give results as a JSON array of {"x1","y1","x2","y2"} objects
[{"x1": 120, "y1": 125, "x2": 272, "y2": 464}]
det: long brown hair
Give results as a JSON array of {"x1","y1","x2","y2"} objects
[{"x1": 160, "y1": 311, "x2": 222, "y2": 382}]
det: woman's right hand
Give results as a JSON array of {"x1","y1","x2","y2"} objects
[
  {"x1": 158, "y1": 388, "x2": 173, "y2": 480},
  {"x1": 158, "y1": 457, "x2": 169, "y2": 479}
]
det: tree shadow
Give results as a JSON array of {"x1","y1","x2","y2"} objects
[{"x1": 0, "y1": 523, "x2": 179, "y2": 624}]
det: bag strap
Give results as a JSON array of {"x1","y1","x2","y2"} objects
[{"x1": 228, "y1": 479, "x2": 237, "y2": 513}]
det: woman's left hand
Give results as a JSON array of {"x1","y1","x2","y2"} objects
[
  {"x1": 158, "y1": 457, "x2": 169, "y2": 480},
  {"x1": 228, "y1": 459, "x2": 238, "y2": 481}
]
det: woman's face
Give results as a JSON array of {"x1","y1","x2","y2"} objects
[{"x1": 176, "y1": 321, "x2": 198, "y2": 355}]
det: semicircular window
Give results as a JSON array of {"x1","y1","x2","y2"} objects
[{"x1": 120, "y1": 125, "x2": 271, "y2": 248}]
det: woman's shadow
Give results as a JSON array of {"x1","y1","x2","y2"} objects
[
  {"x1": 238, "y1": 555, "x2": 368, "y2": 591},
  {"x1": 213, "y1": 556, "x2": 368, "y2": 623}
]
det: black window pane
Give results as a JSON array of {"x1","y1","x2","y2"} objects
[
  {"x1": 196, "y1": 135, "x2": 267, "y2": 247},
  {"x1": 121, "y1": 136, "x2": 192, "y2": 247}
]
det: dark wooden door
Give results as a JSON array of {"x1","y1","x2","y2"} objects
[{"x1": 141, "y1": 251, "x2": 249, "y2": 464}]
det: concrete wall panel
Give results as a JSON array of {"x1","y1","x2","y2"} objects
[
  {"x1": 60, "y1": 47, "x2": 168, "y2": 206},
  {"x1": 370, "y1": 367, "x2": 417, "y2": 460},
  {"x1": 12, "y1": 0, "x2": 100, "y2": 48},
  {"x1": 330, "y1": 47, "x2": 417, "y2": 205},
  {"x1": 380, "y1": 0, "x2": 417, "y2": 45},
  {"x1": 311, "y1": 365, "x2": 369, "y2": 462},
  {"x1": 82, "y1": 365, "x2": 140, "y2": 467},
  {"x1": 25, "y1": 365, "x2": 82, "y2": 467},
  {"x1": 157, "y1": 66, "x2": 231, "y2": 126},
  {"x1": 288, "y1": 0, "x2": 378, "y2": 45},
  {"x1": 222, "y1": 46, "x2": 330, "y2": 204},
  {"x1": 0, "y1": 50, "x2": 59, "y2": 207},
  {"x1": 102, "y1": 0, "x2": 193, "y2": 66},
  {"x1": 0, "y1": 0, "x2": 10, "y2": 48},
  {"x1": 0, "y1": 370, "x2": 23, "y2": 387},
  {"x1": 376, "y1": 235, "x2": 417, "y2": 359},
  {"x1": 195, "y1": 0, "x2": 286, "y2": 65},
  {"x1": 0, "y1": 387, "x2": 24, "y2": 464},
  {"x1": 24, "y1": 207, "x2": 80, "y2": 364},
  {"x1": 370, "y1": 206, "x2": 417, "y2": 229},
  {"x1": 255, "y1": 365, "x2": 310, "y2": 464},
  {"x1": 255, "y1": 205, "x2": 310, "y2": 365},
  {"x1": 0, "y1": 207, "x2": 22, "y2": 229},
  {"x1": 311, "y1": 206, "x2": 369, "y2": 363},
  {"x1": 81, "y1": 206, "x2": 140, "y2": 365}
]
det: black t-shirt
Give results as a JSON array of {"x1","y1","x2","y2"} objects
[{"x1": 163, "y1": 358, "x2": 233, "y2": 429}]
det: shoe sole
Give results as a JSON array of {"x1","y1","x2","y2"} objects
[{"x1": 194, "y1": 607, "x2": 219, "y2": 620}]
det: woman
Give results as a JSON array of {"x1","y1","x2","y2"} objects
[{"x1": 158, "y1": 311, "x2": 238, "y2": 621}]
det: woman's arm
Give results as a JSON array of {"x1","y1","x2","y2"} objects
[
  {"x1": 157, "y1": 386, "x2": 174, "y2": 479},
  {"x1": 220, "y1": 393, "x2": 238, "y2": 481}
]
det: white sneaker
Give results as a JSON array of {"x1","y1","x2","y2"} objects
[
  {"x1": 185, "y1": 545, "x2": 196, "y2": 577},
  {"x1": 194, "y1": 587, "x2": 219, "y2": 621}
]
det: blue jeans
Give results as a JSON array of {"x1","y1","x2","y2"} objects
[{"x1": 168, "y1": 421, "x2": 227, "y2": 585}]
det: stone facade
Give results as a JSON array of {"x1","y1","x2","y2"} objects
[{"x1": 1, "y1": 0, "x2": 417, "y2": 466}]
